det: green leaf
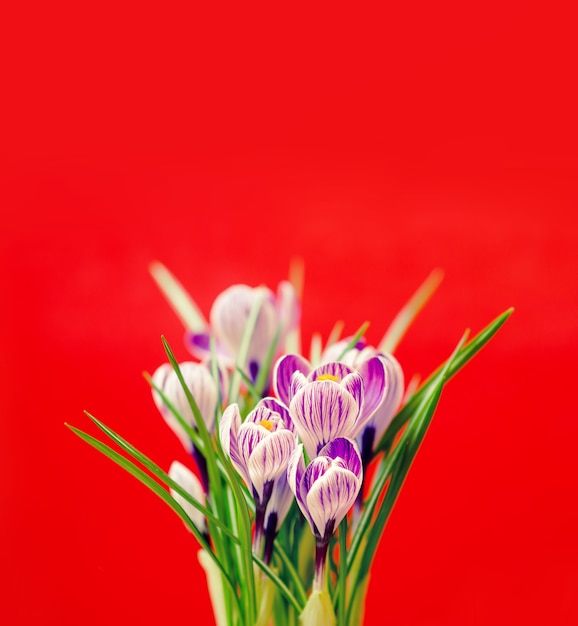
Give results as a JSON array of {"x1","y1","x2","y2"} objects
[
  {"x1": 345, "y1": 331, "x2": 468, "y2": 618},
  {"x1": 335, "y1": 321, "x2": 370, "y2": 361},
  {"x1": 65, "y1": 423, "x2": 242, "y2": 615},
  {"x1": 228, "y1": 289, "x2": 268, "y2": 404},
  {"x1": 83, "y1": 411, "x2": 233, "y2": 538},
  {"x1": 375, "y1": 307, "x2": 514, "y2": 453},
  {"x1": 378, "y1": 268, "x2": 444, "y2": 354},
  {"x1": 149, "y1": 261, "x2": 208, "y2": 332}
]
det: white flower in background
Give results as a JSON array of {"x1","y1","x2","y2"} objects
[
  {"x1": 168, "y1": 460, "x2": 207, "y2": 535},
  {"x1": 187, "y1": 283, "x2": 300, "y2": 383}
]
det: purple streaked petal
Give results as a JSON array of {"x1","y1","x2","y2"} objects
[
  {"x1": 287, "y1": 445, "x2": 314, "y2": 528},
  {"x1": 290, "y1": 371, "x2": 308, "y2": 398},
  {"x1": 305, "y1": 465, "x2": 362, "y2": 539},
  {"x1": 220, "y1": 404, "x2": 251, "y2": 486},
  {"x1": 341, "y1": 372, "x2": 364, "y2": 412},
  {"x1": 273, "y1": 354, "x2": 311, "y2": 406},
  {"x1": 353, "y1": 356, "x2": 387, "y2": 435},
  {"x1": 265, "y1": 472, "x2": 294, "y2": 533},
  {"x1": 185, "y1": 331, "x2": 212, "y2": 359},
  {"x1": 372, "y1": 354, "x2": 405, "y2": 442},
  {"x1": 237, "y1": 423, "x2": 269, "y2": 466},
  {"x1": 308, "y1": 361, "x2": 355, "y2": 382},
  {"x1": 258, "y1": 397, "x2": 294, "y2": 432},
  {"x1": 318, "y1": 437, "x2": 363, "y2": 481},
  {"x1": 289, "y1": 381, "x2": 359, "y2": 459},
  {"x1": 247, "y1": 429, "x2": 297, "y2": 501}
]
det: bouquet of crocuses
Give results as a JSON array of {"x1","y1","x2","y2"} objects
[{"x1": 68, "y1": 261, "x2": 512, "y2": 626}]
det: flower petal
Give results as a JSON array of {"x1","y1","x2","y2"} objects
[
  {"x1": 168, "y1": 460, "x2": 206, "y2": 533},
  {"x1": 372, "y1": 353, "x2": 405, "y2": 442},
  {"x1": 287, "y1": 444, "x2": 314, "y2": 528},
  {"x1": 305, "y1": 465, "x2": 361, "y2": 539},
  {"x1": 308, "y1": 361, "x2": 355, "y2": 383},
  {"x1": 353, "y1": 356, "x2": 387, "y2": 435},
  {"x1": 265, "y1": 472, "x2": 294, "y2": 533},
  {"x1": 152, "y1": 361, "x2": 218, "y2": 451},
  {"x1": 289, "y1": 381, "x2": 359, "y2": 458},
  {"x1": 257, "y1": 397, "x2": 295, "y2": 432},
  {"x1": 318, "y1": 437, "x2": 363, "y2": 480},
  {"x1": 211, "y1": 285, "x2": 278, "y2": 379},
  {"x1": 220, "y1": 404, "x2": 251, "y2": 486},
  {"x1": 247, "y1": 429, "x2": 297, "y2": 501},
  {"x1": 273, "y1": 354, "x2": 311, "y2": 406}
]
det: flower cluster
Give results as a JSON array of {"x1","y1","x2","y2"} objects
[{"x1": 71, "y1": 263, "x2": 511, "y2": 626}]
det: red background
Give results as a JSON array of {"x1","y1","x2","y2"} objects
[{"x1": 1, "y1": 1, "x2": 577, "y2": 624}]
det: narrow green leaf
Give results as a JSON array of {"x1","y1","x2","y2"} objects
[
  {"x1": 83, "y1": 412, "x2": 234, "y2": 538},
  {"x1": 149, "y1": 261, "x2": 208, "y2": 332},
  {"x1": 273, "y1": 542, "x2": 308, "y2": 609},
  {"x1": 228, "y1": 289, "x2": 267, "y2": 404},
  {"x1": 336, "y1": 321, "x2": 370, "y2": 361},
  {"x1": 143, "y1": 372, "x2": 206, "y2": 454},
  {"x1": 65, "y1": 423, "x2": 242, "y2": 614},
  {"x1": 378, "y1": 268, "x2": 444, "y2": 354},
  {"x1": 252, "y1": 553, "x2": 305, "y2": 613},
  {"x1": 375, "y1": 307, "x2": 514, "y2": 453}
]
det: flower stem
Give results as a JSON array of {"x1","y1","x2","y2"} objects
[{"x1": 314, "y1": 538, "x2": 331, "y2": 593}]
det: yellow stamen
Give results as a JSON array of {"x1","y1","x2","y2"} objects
[
  {"x1": 316, "y1": 374, "x2": 339, "y2": 382},
  {"x1": 259, "y1": 420, "x2": 274, "y2": 431}
]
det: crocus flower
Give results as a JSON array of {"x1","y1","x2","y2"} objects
[
  {"x1": 220, "y1": 398, "x2": 297, "y2": 557},
  {"x1": 287, "y1": 438, "x2": 363, "y2": 592},
  {"x1": 186, "y1": 282, "x2": 300, "y2": 384},
  {"x1": 168, "y1": 460, "x2": 207, "y2": 538},
  {"x1": 273, "y1": 356, "x2": 387, "y2": 460},
  {"x1": 151, "y1": 361, "x2": 221, "y2": 449},
  {"x1": 321, "y1": 339, "x2": 405, "y2": 462},
  {"x1": 152, "y1": 361, "x2": 223, "y2": 490}
]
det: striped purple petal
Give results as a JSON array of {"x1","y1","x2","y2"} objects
[
  {"x1": 300, "y1": 438, "x2": 363, "y2": 539},
  {"x1": 308, "y1": 361, "x2": 355, "y2": 382},
  {"x1": 372, "y1": 353, "x2": 405, "y2": 443},
  {"x1": 273, "y1": 354, "x2": 311, "y2": 406},
  {"x1": 305, "y1": 465, "x2": 362, "y2": 539},
  {"x1": 287, "y1": 444, "x2": 314, "y2": 529},
  {"x1": 289, "y1": 380, "x2": 359, "y2": 459},
  {"x1": 258, "y1": 396, "x2": 295, "y2": 432},
  {"x1": 247, "y1": 428, "x2": 297, "y2": 501},
  {"x1": 220, "y1": 404, "x2": 251, "y2": 487},
  {"x1": 319, "y1": 437, "x2": 363, "y2": 479},
  {"x1": 353, "y1": 356, "x2": 387, "y2": 435}
]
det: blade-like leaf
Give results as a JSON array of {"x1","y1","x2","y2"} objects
[
  {"x1": 376, "y1": 307, "x2": 513, "y2": 453},
  {"x1": 149, "y1": 261, "x2": 208, "y2": 332},
  {"x1": 378, "y1": 268, "x2": 444, "y2": 354},
  {"x1": 336, "y1": 321, "x2": 370, "y2": 361}
]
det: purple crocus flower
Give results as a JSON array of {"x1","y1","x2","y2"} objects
[
  {"x1": 287, "y1": 437, "x2": 363, "y2": 592},
  {"x1": 186, "y1": 282, "x2": 300, "y2": 384},
  {"x1": 220, "y1": 397, "x2": 297, "y2": 559},
  {"x1": 273, "y1": 355, "x2": 387, "y2": 460},
  {"x1": 321, "y1": 339, "x2": 405, "y2": 462}
]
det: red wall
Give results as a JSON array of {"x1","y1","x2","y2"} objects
[{"x1": 1, "y1": 2, "x2": 577, "y2": 624}]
